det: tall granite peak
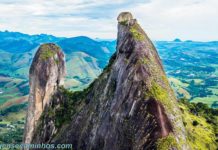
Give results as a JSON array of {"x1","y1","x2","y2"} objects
[
  {"x1": 30, "y1": 13, "x2": 189, "y2": 149},
  {"x1": 23, "y1": 43, "x2": 66, "y2": 144}
]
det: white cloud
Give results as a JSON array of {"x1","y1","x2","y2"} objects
[
  {"x1": 130, "y1": 0, "x2": 218, "y2": 41},
  {"x1": 0, "y1": 0, "x2": 217, "y2": 41}
]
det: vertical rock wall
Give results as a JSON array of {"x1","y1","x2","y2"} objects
[{"x1": 23, "y1": 43, "x2": 66, "y2": 144}]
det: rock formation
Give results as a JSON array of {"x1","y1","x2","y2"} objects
[
  {"x1": 23, "y1": 43, "x2": 66, "y2": 144},
  {"x1": 29, "y1": 12, "x2": 190, "y2": 149}
]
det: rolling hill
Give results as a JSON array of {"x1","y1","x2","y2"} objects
[{"x1": 0, "y1": 31, "x2": 217, "y2": 144}]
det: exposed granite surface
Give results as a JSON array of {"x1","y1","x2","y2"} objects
[
  {"x1": 30, "y1": 12, "x2": 190, "y2": 150},
  {"x1": 23, "y1": 43, "x2": 66, "y2": 144}
]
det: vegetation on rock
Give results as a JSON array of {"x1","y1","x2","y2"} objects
[
  {"x1": 130, "y1": 24, "x2": 145, "y2": 41},
  {"x1": 52, "y1": 86, "x2": 88, "y2": 128},
  {"x1": 40, "y1": 44, "x2": 58, "y2": 60},
  {"x1": 120, "y1": 20, "x2": 128, "y2": 26},
  {"x1": 179, "y1": 98, "x2": 218, "y2": 149},
  {"x1": 156, "y1": 134, "x2": 178, "y2": 150},
  {"x1": 149, "y1": 81, "x2": 173, "y2": 111}
]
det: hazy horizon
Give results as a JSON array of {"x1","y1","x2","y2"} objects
[
  {"x1": 0, "y1": 0, "x2": 217, "y2": 41},
  {"x1": 2, "y1": 29, "x2": 218, "y2": 42}
]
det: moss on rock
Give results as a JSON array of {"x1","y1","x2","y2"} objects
[
  {"x1": 130, "y1": 24, "x2": 145, "y2": 41},
  {"x1": 120, "y1": 20, "x2": 128, "y2": 26},
  {"x1": 39, "y1": 44, "x2": 59, "y2": 60},
  {"x1": 156, "y1": 134, "x2": 179, "y2": 150},
  {"x1": 149, "y1": 81, "x2": 173, "y2": 112}
]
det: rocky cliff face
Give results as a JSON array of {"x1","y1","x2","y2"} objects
[
  {"x1": 30, "y1": 12, "x2": 189, "y2": 149},
  {"x1": 23, "y1": 43, "x2": 66, "y2": 144}
]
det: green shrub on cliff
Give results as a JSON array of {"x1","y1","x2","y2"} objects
[
  {"x1": 179, "y1": 98, "x2": 218, "y2": 149},
  {"x1": 40, "y1": 48, "x2": 56, "y2": 60}
]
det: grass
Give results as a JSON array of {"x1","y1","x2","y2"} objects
[
  {"x1": 168, "y1": 76, "x2": 218, "y2": 108},
  {"x1": 178, "y1": 88, "x2": 191, "y2": 99},
  {"x1": 208, "y1": 87, "x2": 218, "y2": 95},
  {"x1": 0, "y1": 93, "x2": 21, "y2": 105},
  {"x1": 193, "y1": 79, "x2": 204, "y2": 85},
  {"x1": 0, "y1": 121, "x2": 10, "y2": 125},
  {"x1": 191, "y1": 95, "x2": 218, "y2": 108},
  {"x1": 3, "y1": 110, "x2": 26, "y2": 122},
  {"x1": 156, "y1": 134, "x2": 178, "y2": 150},
  {"x1": 179, "y1": 101, "x2": 217, "y2": 149},
  {"x1": 0, "y1": 106, "x2": 26, "y2": 144},
  {"x1": 0, "y1": 78, "x2": 26, "y2": 106},
  {"x1": 169, "y1": 77, "x2": 191, "y2": 99},
  {"x1": 64, "y1": 78, "x2": 83, "y2": 90},
  {"x1": 66, "y1": 52, "x2": 101, "y2": 80},
  {"x1": 15, "y1": 67, "x2": 29, "y2": 78},
  {"x1": 168, "y1": 77, "x2": 189, "y2": 87}
]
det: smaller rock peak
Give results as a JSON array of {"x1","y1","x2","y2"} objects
[
  {"x1": 117, "y1": 12, "x2": 134, "y2": 24},
  {"x1": 24, "y1": 43, "x2": 66, "y2": 144}
]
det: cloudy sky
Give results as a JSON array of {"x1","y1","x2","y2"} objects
[{"x1": 0, "y1": 0, "x2": 217, "y2": 41}]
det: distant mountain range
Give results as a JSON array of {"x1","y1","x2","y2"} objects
[
  {"x1": 0, "y1": 30, "x2": 217, "y2": 109},
  {"x1": 0, "y1": 30, "x2": 217, "y2": 144},
  {"x1": 0, "y1": 31, "x2": 115, "y2": 79}
]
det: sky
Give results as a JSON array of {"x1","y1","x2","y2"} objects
[{"x1": 0, "y1": 0, "x2": 217, "y2": 41}]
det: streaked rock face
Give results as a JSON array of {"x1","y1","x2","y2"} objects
[
  {"x1": 23, "y1": 43, "x2": 66, "y2": 144},
  {"x1": 30, "y1": 12, "x2": 190, "y2": 150}
]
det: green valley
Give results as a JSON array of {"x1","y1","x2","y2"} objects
[{"x1": 0, "y1": 31, "x2": 217, "y2": 145}]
